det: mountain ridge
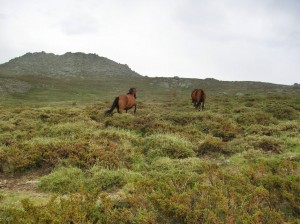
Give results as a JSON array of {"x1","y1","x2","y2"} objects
[{"x1": 0, "y1": 51, "x2": 140, "y2": 79}]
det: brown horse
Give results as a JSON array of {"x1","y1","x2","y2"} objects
[
  {"x1": 191, "y1": 89, "x2": 206, "y2": 111},
  {"x1": 105, "y1": 88, "x2": 137, "y2": 115}
]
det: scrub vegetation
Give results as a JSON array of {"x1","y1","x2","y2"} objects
[{"x1": 0, "y1": 87, "x2": 299, "y2": 223}]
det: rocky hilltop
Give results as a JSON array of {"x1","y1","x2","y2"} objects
[{"x1": 0, "y1": 52, "x2": 140, "y2": 79}]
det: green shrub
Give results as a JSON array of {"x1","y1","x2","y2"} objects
[
  {"x1": 162, "y1": 112, "x2": 204, "y2": 126},
  {"x1": 88, "y1": 169, "x2": 126, "y2": 192},
  {"x1": 135, "y1": 169, "x2": 286, "y2": 224},
  {"x1": 246, "y1": 124, "x2": 281, "y2": 137},
  {"x1": 236, "y1": 111, "x2": 276, "y2": 126},
  {"x1": 0, "y1": 133, "x2": 17, "y2": 146},
  {"x1": 105, "y1": 113, "x2": 180, "y2": 135},
  {"x1": 150, "y1": 157, "x2": 205, "y2": 174},
  {"x1": 225, "y1": 138, "x2": 254, "y2": 154},
  {"x1": 242, "y1": 149, "x2": 264, "y2": 161},
  {"x1": 279, "y1": 121, "x2": 300, "y2": 137},
  {"x1": 104, "y1": 113, "x2": 136, "y2": 128},
  {"x1": 266, "y1": 104, "x2": 298, "y2": 120},
  {"x1": 256, "y1": 137, "x2": 283, "y2": 153},
  {"x1": 242, "y1": 158, "x2": 300, "y2": 219},
  {"x1": 38, "y1": 166, "x2": 85, "y2": 194},
  {"x1": 45, "y1": 121, "x2": 92, "y2": 137},
  {"x1": 0, "y1": 121, "x2": 16, "y2": 132},
  {"x1": 0, "y1": 145, "x2": 42, "y2": 173},
  {"x1": 196, "y1": 137, "x2": 229, "y2": 155},
  {"x1": 87, "y1": 167, "x2": 143, "y2": 192},
  {"x1": 0, "y1": 192, "x2": 4, "y2": 202},
  {"x1": 93, "y1": 128, "x2": 139, "y2": 143},
  {"x1": 233, "y1": 106, "x2": 252, "y2": 113},
  {"x1": 211, "y1": 121, "x2": 239, "y2": 141},
  {"x1": 143, "y1": 134, "x2": 196, "y2": 159}
]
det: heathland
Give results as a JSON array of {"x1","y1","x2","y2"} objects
[{"x1": 0, "y1": 52, "x2": 299, "y2": 223}]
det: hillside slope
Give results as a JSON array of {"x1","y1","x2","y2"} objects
[{"x1": 0, "y1": 52, "x2": 298, "y2": 103}]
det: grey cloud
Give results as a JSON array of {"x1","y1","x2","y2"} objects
[
  {"x1": 0, "y1": 0, "x2": 299, "y2": 84},
  {"x1": 61, "y1": 14, "x2": 98, "y2": 35},
  {"x1": 0, "y1": 13, "x2": 6, "y2": 19}
]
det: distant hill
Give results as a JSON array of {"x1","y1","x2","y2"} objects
[
  {"x1": 0, "y1": 52, "x2": 298, "y2": 102},
  {"x1": 0, "y1": 52, "x2": 140, "y2": 79}
]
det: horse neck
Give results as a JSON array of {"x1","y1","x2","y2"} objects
[{"x1": 127, "y1": 92, "x2": 136, "y2": 99}]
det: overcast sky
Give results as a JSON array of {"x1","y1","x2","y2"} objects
[{"x1": 0, "y1": 0, "x2": 299, "y2": 85}]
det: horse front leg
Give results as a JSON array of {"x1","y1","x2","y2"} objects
[{"x1": 134, "y1": 104, "x2": 137, "y2": 113}]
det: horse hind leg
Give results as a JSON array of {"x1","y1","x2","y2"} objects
[{"x1": 118, "y1": 106, "x2": 124, "y2": 114}]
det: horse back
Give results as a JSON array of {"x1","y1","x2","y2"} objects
[
  {"x1": 195, "y1": 89, "x2": 205, "y2": 102},
  {"x1": 118, "y1": 94, "x2": 136, "y2": 109}
]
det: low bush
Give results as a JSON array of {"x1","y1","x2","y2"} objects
[
  {"x1": 235, "y1": 111, "x2": 276, "y2": 126},
  {"x1": 105, "y1": 113, "x2": 182, "y2": 135},
  {"x1": 44, "y1": 121, "x2": 92, "y2": 137},
  {"x1": 256, "y1": 136, "x2": 283, "y2": 153},
  {"x1": 150, "y1": 157, "x2": 206, "y2": 174},
  {"x1": 228, "y1": 136, "x2": 284, "y2": 155},
  {"x1": 0, "y1": 145, "x2": 42, "y2": 173},
  {"x1": 162, "y1": 112, "x2": 204, "y2": 126},
  {"x1": 246, "y1": 124, "x2": 282, "y2": 136},
  {"x1": 134, "y1": 169, "x2": 287, "y2": 223},
  {"x1": 242, "y1": 158, "x2": 300, "y2": 219},
  {"x1": 88, "y1": 169, "x2": 126, "y2": 192},
  {"x1": 87, "y1": 167, "x2": 143, "y2": 192},
  {"x1": 143, "y1": 134, "x2": 196, "y2": 159},
  {"x1": 211, "y1": 121, "x2": 239, "y2": 141},
  {"x1": 38, "y1": 166, "x2": 85, "y2": 194},
  {"x1": 0, "y1": 192, "x2": 4, "y2": 202},
  {"x1": 196, "y1": 137, "x2": 229, "y2": 156},
  {"x1": 225, "y1": 138, "x2": 254, "y2": 154},
  {"x1": 265, "y1": 104, "x2": 299, "y2": 120},
  {"x1": 0, "y1": 121, "x2": 16, "y2": 132},
  {"x1": 0, "y1": 134, "x2": 139, "y2": 173},
  {"x1": 279, "y1": 121, "x2": 300, "y2": 137}
]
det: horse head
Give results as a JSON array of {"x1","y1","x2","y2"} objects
[{"x1": 128, "y1": 87, "x2": 137, "y2": 99}]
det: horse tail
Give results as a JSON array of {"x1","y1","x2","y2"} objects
[{"x1": 105, "y1": 97, "x2": 119, "y2": 115}]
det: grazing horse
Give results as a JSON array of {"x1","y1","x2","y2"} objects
[
  {"x1": 191, "y1": 89, "x2": 206, "y2": 111},
  {"x1": 105, "y1": 88, "x2": 137, "y2": 115}
]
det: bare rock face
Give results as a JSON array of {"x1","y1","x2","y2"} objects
[
  {"x1": 153, "y1": 77, "x2": 193, "y2": 89},
  {"x1": 0, "y1": 52, "x2": 141, "y2": 79}
]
